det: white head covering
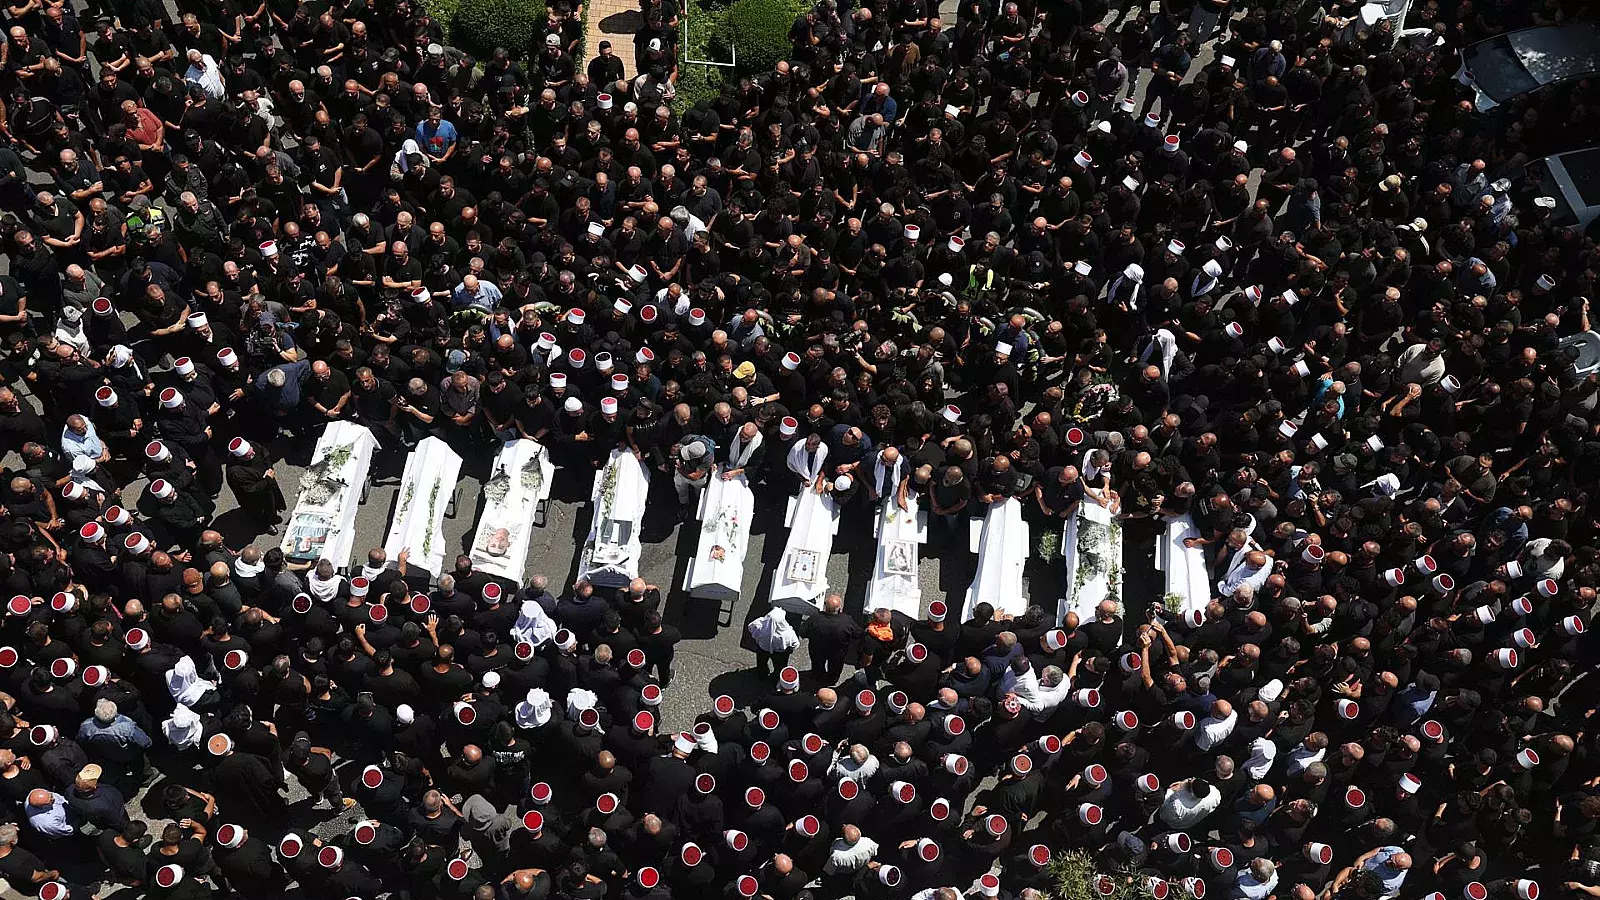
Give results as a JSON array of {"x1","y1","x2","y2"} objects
[
  {"x1": 512, "y1": 599, "x2": 558, "y2": 647},
  {"x1": 166, "y1": 657, "x2": 216, "y2": 707},
  {"x1": 1138, "y1": 329, "x2": 1180, "y2": 382},
  {"x1": 162, "y1": 704, "x2": 205, "y2": 748},
  {"x1": 566, "y1": 688, "x2": 603, "y2": 733},
  {"x1": 515, "y1": 688, "x2": 554, "y2": 728},
  {"x1": 394, "y1": 138, "x2": 425, "y2": 172},
  {"x1": 786, "y1": 438, "x2": 829, "y2": 480},
  {"x1": 748, "y1": 608, "x2": 801, "y2": 653},
  {"x1": 306, "y1": 566, "x2": 342, "y2": 603}
]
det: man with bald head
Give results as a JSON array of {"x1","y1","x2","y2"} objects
[
  {"x1": 798, "y1": 593, "x2": 860, "y2": 686},
  {"x1": 302, "y1": 359, "x2": 351, "y2": 422},
  {"x1": 1220, "y1": 547, "x2": 1272, "y2": 597},
  {"x1": 1037, "y1": 463, "x2": 1083, "y2": 519},
  {"x1": 762, "y1": 852, "x2": 811, "y2": 900},
  {"x1": 805, "y1": 687, "x2": 846, "y2": 741},
  {"x1": 24, "y1": 788, "x2": 76, "y2": 837}
]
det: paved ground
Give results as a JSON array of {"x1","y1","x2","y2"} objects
[{"x1": 585, "y1": 0, "x2": 640, "y2": 83}]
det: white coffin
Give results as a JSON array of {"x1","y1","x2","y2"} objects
[
  {"x1": 1059, "y1": 501, "x2": 1125, "y2": 624},
  {"x1": 281, "y1": 421, "x2": 378, "y2": 567},
  {"x1": 963, "y1": 498, "x2": 1030, "y2": 619},
  {"x1": 383, "y1": 436, "x2": 464, "y2": 577},
  {"x1": 769, "y1": 487, "x2": 840, "y2": 610},
  {"x1": 469, "y1": 439, "x2": 555, "y2": 581},
  {"x1": 866, "y1": 497, "x2": 927, "y2": 617},
  {"x1": 577, "y1": 449, "x2": 651, "y2": 588},
  {"x1": 683, "y1": 472, "x2": 755, "y2": 601},
  {"x1": 1155, "y1": 513, "x2": 1212, "y2": 619}
]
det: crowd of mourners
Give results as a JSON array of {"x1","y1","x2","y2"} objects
[{"x1": 1, "y1": 0, "x2": 1600, "y2": 897}]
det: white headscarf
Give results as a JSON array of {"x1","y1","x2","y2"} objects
[
  {"x1": 394, "y1": 138, "x2": 424, "y2": 173},
  {"x1": 55, "y1": 308, "x2": 91, "y2": 356},
  {"x1": 234, "y1": 556, "x2": 264, "y2": 578},
  {"x1": 166, "y1": 657, "x2": 215, "y2": 707},
  {"x1": 515, "y1": 689, "x2": 553, "y2": 728},
  {"x1": 307, "y1": 566, "x2": 342, "y2": 603},
  {"x1": 1138, "y1": 329, "x2": 1179, "y2": 382},
  {"x1": 748, "y1": 608, "x2": 800, "y2": 652},
  {"x1": 512, "y1": 600, "x2": 557, "y2": 648},
  {"x1": 566, "y1": 688, "x2": 599, "y2": 719},
  {"x1": 787, "y1": 439, "x2": 829, "y2": 480},
  {"x1": 70, "y1": 455, "x2": 107, "y2": 494},
  {"x1": 162, "y1": 704, "x2": 205, "y2": 748}
]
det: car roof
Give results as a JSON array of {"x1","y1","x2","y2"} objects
[
  {"x1": 1551, "y1": 146, "x2": 1600, "y2": 210},
  {"x1": 1508, "y1": 22, "x2": 1600, "y2": 86},
  {"x1": 1465, "y1": 22, "x2": 1600, "y2": 102}
]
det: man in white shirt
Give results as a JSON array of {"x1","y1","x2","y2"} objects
[
  {"x1": 183, "y1": 49, "x2": 226, "y2": 100},
  {"x1": 1218, "y1": 549, "x2": 1272, "y2": 596},
  {"x1": 669, "y1": 205, "x2": 707, "y2": 242},
  {"x1": 1285, "y1": 732, "x2": 1328, "y2": 776},
  {"x1": 1194, "y1": 699, "x2": 1238, "y2": 751},
  {"x1": 1159, "y1": 776, "x2": 1223, "y2": 829},
  {"x1": 1002, "y1": 661, "x2": 1073, "y2": 721}
]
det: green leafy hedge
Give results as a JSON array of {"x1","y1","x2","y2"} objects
[
  {"x1": 721, "y1": 0, "x2": 807, "y2": 76},
  {"x1": 450, "y1": 0, "x2": 546, "y2": 59}
]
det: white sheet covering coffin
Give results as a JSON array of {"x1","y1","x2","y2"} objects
[
  {"x1": 469, "y1": 439, "x2": 554, "y2": 581},
  {"x1": 1058, "y1": 500, "x2": 1125, "y2": 625},
  {"x1": 684, "y1": 472, "x2": 755, "y2": 601},
  {"x1": 866, "y1": 496, "x2": 928, "y2": 617},
  {"x1": 280, "y1": 420, "x2": 378, "y2": 567},
  {"x1": 383, "y1": 436, "x2": 463, "y2": 577},
  {"x1": 964, "y1": 498, "x2": 1030, "y2": 620},
  {"x1": 577, "y1": 449, "x2": 651, "y2": 588},
  {"x1": 770, "y1": 487, "x2": 840, "y2": 611},
  {"x1": 1155, "y1": 513, "x2": 1211, "y2": 618}
]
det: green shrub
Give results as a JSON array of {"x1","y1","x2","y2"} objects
[
  {"x1": 420, "y1": 0, "x2": 460, "y2": 40},
  {"x1": 451, "y1": 0, "x2": 545, "y2": 59},
  {"x1": 721, "y1": 0, "x2": 807, "y2": 76}
]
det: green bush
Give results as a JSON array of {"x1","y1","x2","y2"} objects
[
  {"x1": 721, "y1": 0, "x2": 807, "y2": 76},
  {"x1": 451, "y1": 0, "x2": 545, "y2": 59}
]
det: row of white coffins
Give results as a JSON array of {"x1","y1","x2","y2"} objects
[{"x1": 280, "y1": 428, "x2": 1214, "y2": 620}]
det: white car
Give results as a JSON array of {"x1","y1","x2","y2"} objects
[{"x1": 1456, "y1": 22, "x2": 1600, "y2": 111}]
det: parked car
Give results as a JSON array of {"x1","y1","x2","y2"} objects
[
  {"x1": 1512, "y1": 146, "x2": 1600, "y2": 233},
  {"x1": 1456, "y1": 21, "x2": 1600, "y2": 111}
]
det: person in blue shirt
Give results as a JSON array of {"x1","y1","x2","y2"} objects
[
  {"x1": 859, "y1": 82, "x2": 897, "y2": 124},
  {"x1": 414, "y1": 107, "x2": 458, "y2": 166},
  {"x1": 254, "y1": 359, "x2": 310, "y2": 435}
]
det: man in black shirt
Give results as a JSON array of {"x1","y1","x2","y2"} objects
[
  {"x1": 301, "y1": 361, "x2": 352, "y2": 423},
  {"x1": 351, "y1": 366, "x2": 401, "y2": 449},
  {"x1": 1036, "y1": 465, "x2": 1084, "y2": 519},
  {"x1": 480, "y1": 371, "x2": 523, "y2": 441},
  {"x1": 0, "y1": 388, "x2": 48, "y2": 456},
  {"x1": 406, "y1": 789, "x2": 462, "y2": 847},
  {"x1": 633, "y1": 611, "x2": 680, "y2": 688}
]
